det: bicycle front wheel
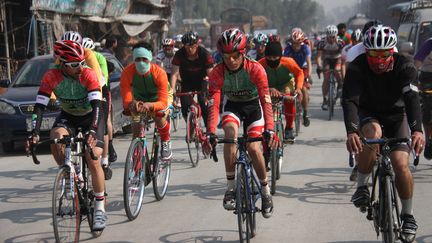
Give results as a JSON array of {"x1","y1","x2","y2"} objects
[
  {"x1": 186, "y1": 111, "x2": 200, "y2": 167},
  {"x1": 172, "y1": 111, "x2": 180, "y2": 132},
  {"x1": 53, "y1": 167, "x2": 80, "y2": 243},
  {"x1": 328, "y1": 78, "x2": 335, "y2": 121},
  {"x1": 123, "y1": 139, "x2": 146, "y2": 221},
  {"x1": 382, "y1": 177, "x2": 396, "y2": 243},
  {"x1": 270, "y1": 148, "x2": 278, "y2": 195},
  {"x1": 276, "y1": 121, "x2": 284, "y2": 180},
  {"x1": 152, "y1": 135, "x2": 172, "y2": 200},
  {"x1": 236, "y1": 165, "x2": 254, "y2": 242}
]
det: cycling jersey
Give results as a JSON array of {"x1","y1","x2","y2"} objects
[
  {"x1": 339, "y1": 32, "x2": 352, "y2": 45},
  {"x1": 258, "y1": 57, "x2": 304, "y2": 91},
  {"x1": 94, "y1": 51, "x2": 109, "y2": 85},
  {"x1": 171, "y1": 46, "x2": 214, "y2": 90},
  {"x1": 155, "y1": 48, "x2": 177, "y2": 75},
  {"x1": 317, "y1": 38, "x2": 345, "y2": 59},
  {"x1": 207, "y1": 57, "x2": 274, "y2": 133},
  {"x1": 341, "y1": 44, "x2": 354, "y2": 62},
  {"x1": 120, "y1": 62, "x2": 169, "y2": 112},
  {"x1": 84, "y1": 48, "x2": 105, "y2": 87},
  {"x1": 342, "y1": 53, "x2": 422, "y2": 134},
  {"x1": 283, "y1": 43, "x2": 311, "y2": 69}
]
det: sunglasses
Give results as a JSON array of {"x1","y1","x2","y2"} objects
[
  {"x1": 64, "y1": 60, "x2": 85, "y2": 68},
  {"x1": 367, "y1": 50, "x2": 393, "y2": 58},
  {"x1": 222, "y1": 52, "x2": 241, "y2": 60}
]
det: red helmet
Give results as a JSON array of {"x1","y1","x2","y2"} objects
[
  {"x1": 291, "y1": 28, "x2": 305, "y2": 43},
  {"x1": 54, "y1": 40, "x2": 85, "y2": 62},
  {"x1": 162, "y1": 38, "x2": 175, "y2": 47},
  {"x1": 217, "y1": 28, "x2": 247, "y2": 54}
]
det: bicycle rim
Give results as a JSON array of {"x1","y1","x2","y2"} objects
[
  {"x1": 270, "y1": 149, "x2": 277, "y2": 195},
  {"x1": 123, "y1": 139, "x2": 146, "y2": 221},
  {"x1": 382, "y1": 177, "x2": 396, "y2": 243},
  {"x1": 236, "y1": 166, "x2": 251, "y2": 242},
  {"x1": 52, "y1": 167, "x2": 80, "y2": 243},
  {"x1": 186, "y1": 112, "x2": 199, "y2": 167},
  {"x1": 152, "y1": 136, "x2": 171, "y2": 200}
]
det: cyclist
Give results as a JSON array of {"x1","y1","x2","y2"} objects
[
  {"x1": 203, "y1": 28, "x2": 279, "y2": 219},
  {"x1": 170, "y1": 31, "x2": 214, "y2": 127},
  {"x1": 337, "y1": 23, "x2": 352, "y2": 45},
  {"x1": 283, "y1": 28, "x2": 313, "y2": 127},
  {"x1": 26, "y1": 40, "x2": 107, "y2": 230},
  {"x1": 343, "y1": 25, "x2": 424, "y2": 243},
  {"x1": 316, "y1": 25, "x2": 345, "y2": 110},
  {"x1": 259, "y1": 39, "x2": 304, "y2": 142},
  {"x1": 247, "y1": 33, "x2": 268, "y2": 61},
  {"x1": 82, "y1": 37, "x2": 118, "y2": 176},
  {"x1": 155, "y1": 38, "x2": 177, "y2": 81},
  {"x1": 413, "y1": 37, "x2": 432, "y2": 159},
  {"x1": 345, "y1": 20, "x2": 383, "y2": 64},
  {"x1": 120, "y1": 41, "x2": 172, "y2": 160},
  {"x1": 341, "y1": 29, "x2": 362, "y2": 79}
]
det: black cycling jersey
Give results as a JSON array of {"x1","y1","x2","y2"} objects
[{"x1": 342, "y1": 53, "x2": 422, "y2": 134}]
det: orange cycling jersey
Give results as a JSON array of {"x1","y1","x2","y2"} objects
[
  {"x1": 120, "y1": 62, "x2": 168, "y2": 112},
  {"x1": 258, "y1": 57, "x2": 304, "y2": 91}
]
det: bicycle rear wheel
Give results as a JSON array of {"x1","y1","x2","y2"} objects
[
  {"x1": 328, "y1": 78, "x2": 335, "y2": 121},
  {"x1": 236, "y1": 165, "x2": 254, "y2": 242},
  {"x1": 186, "y1": 111, "x2": 200, "y2": 167},
  {"x1": 123, "y1": 139, "x2": 146, "y2": 221},
  {"x1": 52, "y1": 167, "x2": 80, "y2": 243},
  {"x1": 152, "y1": 135, "x2": 171, "y2": 200},
  {"x1": 382, "y1": 177, "x2": 396, "y2": 243}
]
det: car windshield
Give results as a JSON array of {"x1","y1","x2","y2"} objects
[
  {"x1": 12, "y1": 57, "x2": 54, "y2": 87},
  {"x1": 419, "y1": 21, "x2": 432, "y2": 48}
]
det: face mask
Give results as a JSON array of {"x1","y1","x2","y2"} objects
[
  {"x1": 366, "y1": 56, "x2": 394, "y2": 74},
  {"x1": 135, "y1": 61, "x2": 150, "y2": 75},
  {"x1": 267, "y1": 58, "x2": 281, "y2": 68}
]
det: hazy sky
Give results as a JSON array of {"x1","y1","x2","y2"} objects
[{"x1": 315, "y1": 0, "x2": 359, "y2": 13}]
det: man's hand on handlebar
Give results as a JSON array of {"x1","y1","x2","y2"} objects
[
  {"x1": 269, "y1": 88, "x2": 283, "y2": 98},
  {"x1": 25, "y1": 132, "x2": 39, "y2": 154},
  {"x1": 411, "y1": 131, "x2": 425, "y2": 156},
  {"x1": 263, "y1": 130, "x2": 280, "y2": 150},
  {"x1": 346, "y1": 132, "x2": 363, "y2": 154},
  {"x1": 85, "y1": 130, "x2": 98, "y2": 150},
  {"x1": 203, "y1": 133, "x2": 218, "y2": 155}
]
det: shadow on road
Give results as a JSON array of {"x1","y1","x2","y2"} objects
[{"x1": 159, "y1": 229, "x2": 239, "y2": 243}]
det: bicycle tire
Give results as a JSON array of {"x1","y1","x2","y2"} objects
[
  {"x1": 270, "y1": 148, "x2": 277, "y2": 195},
  {"x1": 276, "y1": 122, "x2": 283, "y2": 180},
  {"x1": 52, "y1": 167, "x2": 80, "y2": 243},
  {"x1": 152, "y1": 135, "x2": 171, "y2": 200},
  {"x1": 294, "y1": 99, "x2": 302, "y2": 136},
  {"x1": 382, "y1": 176, "x2": 396, "y2": 243},
  {"x1": 172, "y1": 112, "x2": 180, "y2": 132},
  {"x1": 236, "y1": 165, "x2": 253, "y2": 242},
  {"x1": 328, "y1": 75, "x2": 335, "y2": 121},
  {"x1": 186, "y1": 111, "x2": 200, "y2": 167},
  {"x1": 123, "y1": 139, "x2": 146, "y2": 221}
]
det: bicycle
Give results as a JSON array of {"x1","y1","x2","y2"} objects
[
  {"x1": 211, "y1": 136, "x2": 265, "y2": 243},
  {"x1": 354, "y1": 137, "x2": 419, "y2": 243},
  {"x1": 169, "y1": 103, "x2": 181, "y2": 132},
  {"x1": 123, "y1": 112, "x2": 171, "y2": 221},
  {"x1": 176, "y1": 91, "x2": 207, "y2": 167},
  {"x1": 327, "y1": 69, "x2": 337, "y2": 121},
  {"x1": 28, "y1": 129, "x2": 103, "y2": 242},
  {"x1": 294, "y1": 93, "x2": 303, "y2": 137}
]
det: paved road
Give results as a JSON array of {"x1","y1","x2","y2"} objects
[{"x1": 1, "y1": 75, "x2": 432, "y2": 243}]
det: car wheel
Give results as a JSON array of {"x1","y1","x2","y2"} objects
[{"x1": 2, "y1": 141, "x2": 14, "y2": 153}]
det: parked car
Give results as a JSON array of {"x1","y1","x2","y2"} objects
[{"x1": 0, "y1": 53, "x2": 129, "y2": 152}]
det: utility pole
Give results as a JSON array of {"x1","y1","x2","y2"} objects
[{"x1": 1, "y1": 0, "x2": 11, "y2": 80}]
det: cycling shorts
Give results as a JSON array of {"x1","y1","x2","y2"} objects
[
  {"x1": 221, "y1": 98, "x2": 264, "y2": 138},
  {"x1": 323, "y1": 58, "x2": 342, "y2": 71},
  {"x1": 53, "y1": 111, "x2": 105, "y2": 148},
  {"x1": 359, "y1": 110, "x2": 410, "y2": 153}
]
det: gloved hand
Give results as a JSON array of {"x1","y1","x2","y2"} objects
[{"x1": 263, "y1": 130, "x2": 279, "y2": 150}]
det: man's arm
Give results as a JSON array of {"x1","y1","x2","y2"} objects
[{"x1": 170, "y1": 65, "x2": 180, "y2": 95}]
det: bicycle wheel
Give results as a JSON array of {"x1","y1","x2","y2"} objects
[
  {"x1": 186, "y1": 111, "x2": 200, "y2": 167},
  {"x1": 294, "y1": 99, "x2": 302, "y2": 136},
  {"x1": 123, "y1": 139, "x2": 146, "y2": 221},
  {"x1": 52, "y1": 167, "x2": 80, "y2": 243},
  {"x1": 381, "y1": 177, "x2": 396, "y2": 243},
  {"x1": 172, "y1": 111, "x2": 180, "y2": 132},
  {"x1": 270, "y1": 148, "x2": 277, "y2": 195},
  {"x1": 276, "y1": 122, "x2": 284, "y2": 180},
  {"x1": 236, "y1": 165, "x2": 253, "y2": 242},
  {"x1": 328, "y1": 77, "x2": 335, "y2": 121},
  {"x1": 152, "y1": 135, "x2": 171, "y2": 200}
]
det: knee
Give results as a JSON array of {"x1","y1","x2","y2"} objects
[
  {"x1": 223, "y1": 124, "x2": 237, "y2": 139},
  {"x1": 361, "y1": 123, "x2": 382, "y2": 139},
  {"x1": 247, "y1": 143, "x2": 261, "y2": 156}
]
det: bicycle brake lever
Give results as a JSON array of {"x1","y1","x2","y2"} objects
[
  {"x1": 414, "y1": 155, "x2": 420, "y2": 166},
  {"x1": 211, "y1": 145, "x2": 218, "y2": 162},
  {"x1": 31, "y1": 144, "x2": 40, "y2": 165}
]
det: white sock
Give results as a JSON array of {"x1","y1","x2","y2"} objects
[
  {"x1": 261, "y1": 185, "x2": 271, "y2": 196},
  {"x1": 357, "y1": 172, "x2": 371, "y2": 187},
  {"x1": 401, "y1": 198, "x2": 413, "y2": 215},
  {"x1": 101, "y1": 157, "x2": 108, "y2": 167},
  {"x1": 94, "y1": 192, "x2": 105, "y2": 212},
  {"x1": 227, "y1": 179, "x2": 235, "y2": 191}
]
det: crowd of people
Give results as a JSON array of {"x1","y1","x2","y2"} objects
[{"x1": 23, "y1": 18, "x2": 431, "y2": 242}]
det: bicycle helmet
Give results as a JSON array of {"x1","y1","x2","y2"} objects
[
  {"x1": 81, "y1": 37, "x2": 95, "y2": 50},
  {"x1": 162, "y1": 38, "x2": 175, "y2": 47},
  {"x1": 352, "y1": 29, "x2": 362, "y2": 42},
  {"x1": 217, "y1": 28, "x2": 247, "y2": 54},
  {"x1": 61, "y1": 31, "x2": 82, "y2": 43},
  {"x1": 291, "y1": 28, "x2": 305, "y2": 43},
  {"x1": 254, "y1": 33, "x2": 268, "y2": 45},
  {"x1": 54, "y1": 40, "x2": 85, "y2": 63},
  {"x1": 326, "y1": 25, "x2": 338, "y2": 37},
  {"x1": 181, "y1": 31, "x2": 199, "y2": 45},
  {"x1": 363, "y1": 25, "x2": 397, "y2": 50}
]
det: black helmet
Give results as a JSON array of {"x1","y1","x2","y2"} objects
[{"x1": 182, "y1": 31, "x2": 199, "y2": 45}]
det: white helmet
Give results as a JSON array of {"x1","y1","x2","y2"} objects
[
  {"x1": 326, "y1": 25, "x2": 338, "y2": 37},
  {"x1": 82, "y1": 37, "x2": 95, "y2": 50},
  {"x1": 61, "y1": 31, "x2": 82, "y2": 43},
  {"x1": 352, "y1": 29, "x2": 362, "y2": 42},
  {"x1": 363, "y1": 25, "x2": 397, "y2": 50}
]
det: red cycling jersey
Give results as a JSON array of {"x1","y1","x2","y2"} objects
[{"x1": 207, "y1": 57, "x2": 274, "y2": 133}]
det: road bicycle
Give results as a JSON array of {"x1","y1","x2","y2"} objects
[
  {"x1": 123, "y1": 112, "x2": 171, "y2": 221},
  {"x1": 212, "y1": 136, "x2": 266, "y2": 243},
  {"x1": 28, "y1": 129, "x2": 102, "y2": 242},
  {"x1": 354, "y1": 137, "x2": 419, "y2": 243},
  {"x1": 176, "y1": 91, "x2": 207, "y2": 167}
]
